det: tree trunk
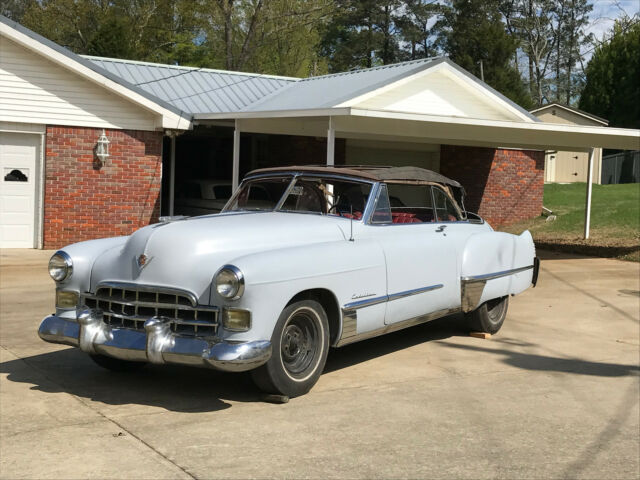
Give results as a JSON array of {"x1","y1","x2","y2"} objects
[{"x1": 221, "y1": 0, "x2": 234, "y2": 70}]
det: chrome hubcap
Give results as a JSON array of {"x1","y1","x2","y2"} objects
[{"x1": 280, "y1": 310, "x2": 318, "y2": 377}]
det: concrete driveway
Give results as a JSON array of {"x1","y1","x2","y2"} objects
[{"x1": 1, "y1": 249, "x2": 638, "y2": 479}]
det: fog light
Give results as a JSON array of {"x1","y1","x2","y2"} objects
[
  {"x1": 222, "y1": 308, "x2": 251, "y2": 332},
  {"x1": 56, "y1": 290, "x2": 79, "y2": 309}
]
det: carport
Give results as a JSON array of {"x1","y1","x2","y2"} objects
[{"x1": 193, "y1": 59, "x2": 639, "y2": 238}]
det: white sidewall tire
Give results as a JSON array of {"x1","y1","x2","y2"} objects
[{"x1": 251, "y1": 299, "x2": 330, "y2": 397}]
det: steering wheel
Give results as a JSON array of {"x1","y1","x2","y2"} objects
[{"x1": 328, "y1": 204, "x2": 352, "y2": 217}]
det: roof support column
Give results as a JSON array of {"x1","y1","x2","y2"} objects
[
  {"x1": 327, "y1": 116, "x2": 335, "y2": 166},
  {"x1": 232, "y1": 120, "x2": 241, "y2": 192},
  {"x1": 584, "y1": 147, "x2": 595, "y2": 239},
  {"x1": 169, "y1": 133, "x2": 176, "y2": 216}
]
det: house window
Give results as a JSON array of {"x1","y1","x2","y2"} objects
[{"x1": 3, "y1": 168, "x2": 29, "y2": 182}]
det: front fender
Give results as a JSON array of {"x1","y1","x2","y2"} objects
[
  {"x1": 460, "y1": 230, "x2": 536, "y2": 311},
  {"x1": 53, "y1": 236, "x2": 128, "y2": 294},
  {"x1": 217, "y1": 239, "x2": 387, "y2": 343}
]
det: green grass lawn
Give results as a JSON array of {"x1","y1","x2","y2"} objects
[{"x1": 501, "y1": 183, "x2": 640, "y2": 261}]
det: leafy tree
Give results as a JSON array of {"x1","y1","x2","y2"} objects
[
  {"x1": 20, "y1": 0, "x2": 206, "y2": 64},
  {"x1": 199, "y1": 0, "x2": 333, "y2": 76},
  {"x1": 579, "y1": 19, "x2": 640, "y2": 129},
  {"x1": 0, "y1": 0, "x2": 37, "y2": 22},
  {"x1": 440, "y1": 0, "x2": 533, "y2": 108},
  {"x1": 501, "y1": 0, "x2": 557, "y2": 106}
]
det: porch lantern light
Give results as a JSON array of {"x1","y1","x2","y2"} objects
[{"x1": 96, "y1": 129, "x2": 110, "y2": 163}]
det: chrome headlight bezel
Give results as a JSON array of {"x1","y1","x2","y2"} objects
[
  {"x1": 48, "y1": 251, "x2": 73, "y2": 282},
  {"x1": 215, "y1": 265, "x2": 245, "y2": 300}
]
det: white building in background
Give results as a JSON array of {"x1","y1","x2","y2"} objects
[{"x1": 530, "y1": 103, "x2": 608, "y2": 184}]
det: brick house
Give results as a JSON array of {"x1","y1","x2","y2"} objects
[{"x1": 1, "y1": 15, "x2": 637, "y2": 249}]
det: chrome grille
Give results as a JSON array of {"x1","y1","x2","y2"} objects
[{"x1": 82, "y1": 283, "x2": 218, "y2": 337}]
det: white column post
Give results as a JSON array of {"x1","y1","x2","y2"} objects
[
  {"x1": 584, "y1": 147, "x2": 595, "y2": 239},
  {"x1": 326, "y1": 116, "x2": 335, "y2": 166},
  {"x1": 169, "y1": 133, "x2": 176, "y2": 216},
  {"x1": 232, "y1": 120, "x2": 241, "y2": 192}
]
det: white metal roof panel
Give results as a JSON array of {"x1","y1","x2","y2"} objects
[
  {"x1": 85, "y1": 56, "x2": 297, "y2": 115},
  {"x1": 242, "y1": 58, "x2": 443, "y2": 112}
]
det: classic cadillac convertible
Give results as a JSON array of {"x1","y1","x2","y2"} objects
[{"x1": 39, "y1": 166, "x2": 539, "y2": 397}]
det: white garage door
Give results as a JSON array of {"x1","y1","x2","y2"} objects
[{"x1": 0, "y1": 132, "x2": 40, "y2": 248}]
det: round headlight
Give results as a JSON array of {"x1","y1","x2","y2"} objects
[
  {"x1": 215, "y1": 265, "x2": 244, "y2": 300},
  {"x1": 48, "y1": 251, "x2": 73, "y2": 282}
]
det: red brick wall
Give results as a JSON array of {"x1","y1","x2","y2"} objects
[
  {"x1": 44, "y1": 127, "x2": 162, "y2": 249},
  {"x1": 440, "y1": 145, "x2": 545, "y2": 227}
]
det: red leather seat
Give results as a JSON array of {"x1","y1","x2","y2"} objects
[
  {"x1": 342, "y1": 211, "x2": 362, "y2": 220},
  {"x1": 391, "y1": 212, "x2": 421, "y2": 224}
]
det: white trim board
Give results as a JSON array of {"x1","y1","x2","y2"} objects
[{"x1": 1, "y1": 21, "x2": 191, "y2": 130}]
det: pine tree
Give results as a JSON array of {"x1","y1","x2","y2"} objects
[
  {"x1": 320, "y1": 0, "x2": 403, "y2": 72},
  {"x1": 551, "y1": 0, "x2": 592, "y2": 104},
  {"x1": 579, "y1": 19, "x2": 640, "y2": 129},
  {"x1": 440, "y1": 0, "x2": 533, "y2": 108}
]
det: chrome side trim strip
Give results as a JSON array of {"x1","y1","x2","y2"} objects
[
  {"x1": 387, "y1": 284, "x2": 444, "y2": 302},
  {"x1": 343, "y1": 283, "x2": 443, "y2": 310},
  {"x1": 461, "y1": 264, "x2": 534, "y2": 283},
  {"x1": 336, "y1": 307, "x2": 461, "y2": 347},
  {"x1": 343, "y1": 295, "x2": 388, "y2": 310}
]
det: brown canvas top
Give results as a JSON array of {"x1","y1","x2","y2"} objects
[{"x1": 246, "y1": 165, "x2": 463, "y2": 189}]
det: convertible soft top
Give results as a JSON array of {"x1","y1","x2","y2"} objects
[
  {"x1": 246, "y1": 165, "x2": 466, "y2": 205},
  {"x1": 248, "y1": 165, "x2": 459, "y2": 186}
]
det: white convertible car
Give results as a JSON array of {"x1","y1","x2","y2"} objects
[{"x1": 39, "y1": 166, "x2": 539, "y2": 397}]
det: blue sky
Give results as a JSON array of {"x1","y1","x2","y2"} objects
[{"x1": 586, "y1": 0, "x2": 639, "y2": 50}]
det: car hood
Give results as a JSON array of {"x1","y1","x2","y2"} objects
[{"x1": 90, "y1": 212, "x2": 348, "y2": 302}]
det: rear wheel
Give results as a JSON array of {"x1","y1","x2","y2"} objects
[
  {"x1": 251, "y1": 300, "x2": 329, "y2": 397},
  {"x1": 466, "y1": 296, "x2": 509, "y2": 334},
  {"x1": 89, "y1": 354, "x2": 146, "y2": 372}
]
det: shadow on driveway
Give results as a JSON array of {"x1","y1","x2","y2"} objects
[
  {"x1": 439, "y1": 340, "x2": 640, "y2": 377},
  {"x1": 1, "y1": 313, "x2": 637, "y2": 412},
  {"x1": 0, "y1": 315, "x2": 467, "y2": 412}
]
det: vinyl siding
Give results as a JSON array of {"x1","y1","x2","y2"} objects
[
  {"x1": 534, "y1": 108, "x2": 605, "y2": 126},
  {"x1": 0, "y1": 38, "x2": 158, "y2": 131},
  {"x1": 354, "y1": 69, "x2": 522, "y2": 122}
]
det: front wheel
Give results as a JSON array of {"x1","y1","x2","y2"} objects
[
  {"x1": 251, "y1": 300, "x2": 329, "y2": 397},
  {"x1": 466, "y1": 296, "x2": 509, "y2": 334}
]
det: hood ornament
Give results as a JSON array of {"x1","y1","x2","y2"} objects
[{"x1": 136, "y1": 254, "x2": 152, "y2": 269}]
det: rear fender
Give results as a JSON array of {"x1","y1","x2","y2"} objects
[{"x1": 460, "y1": 231, "x2": 536, "y2": 312}]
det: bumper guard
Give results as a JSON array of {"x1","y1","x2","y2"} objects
[{"x1": 38, "y1": 310, "x2": 271, "y2": 372}]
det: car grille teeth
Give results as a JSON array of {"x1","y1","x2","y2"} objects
[{"x1": 82, "y1": 285, "x2": 218, "y2": 338}]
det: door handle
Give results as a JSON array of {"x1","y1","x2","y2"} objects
[{"x1": 436, "y1": 225, "x2": 447, "y2": 232}]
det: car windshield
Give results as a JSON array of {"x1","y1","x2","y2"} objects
[{"x1": 224, "y1": 175, "x2": 373, "y2": 219}]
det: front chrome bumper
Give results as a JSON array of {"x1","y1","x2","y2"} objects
[{"x1": 38, "y1": 312, "x2": 271, "y2": 372}]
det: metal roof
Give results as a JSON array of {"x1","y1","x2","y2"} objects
[
  {"x1": 86, "y1": 56, "x2": 296, "y2": 115},
  {"x1": 239, "y1": 57, "x2": 539, "y2": 122},
  {"x1": 242, "y1": 57, "x2": 443, "y2": 112},
  {"x1": 0, "y1": 15, "x2": 188, "y2": 120},
  {"x1": 1, "y1": 14, "x2": 538, "y2": 125}
]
